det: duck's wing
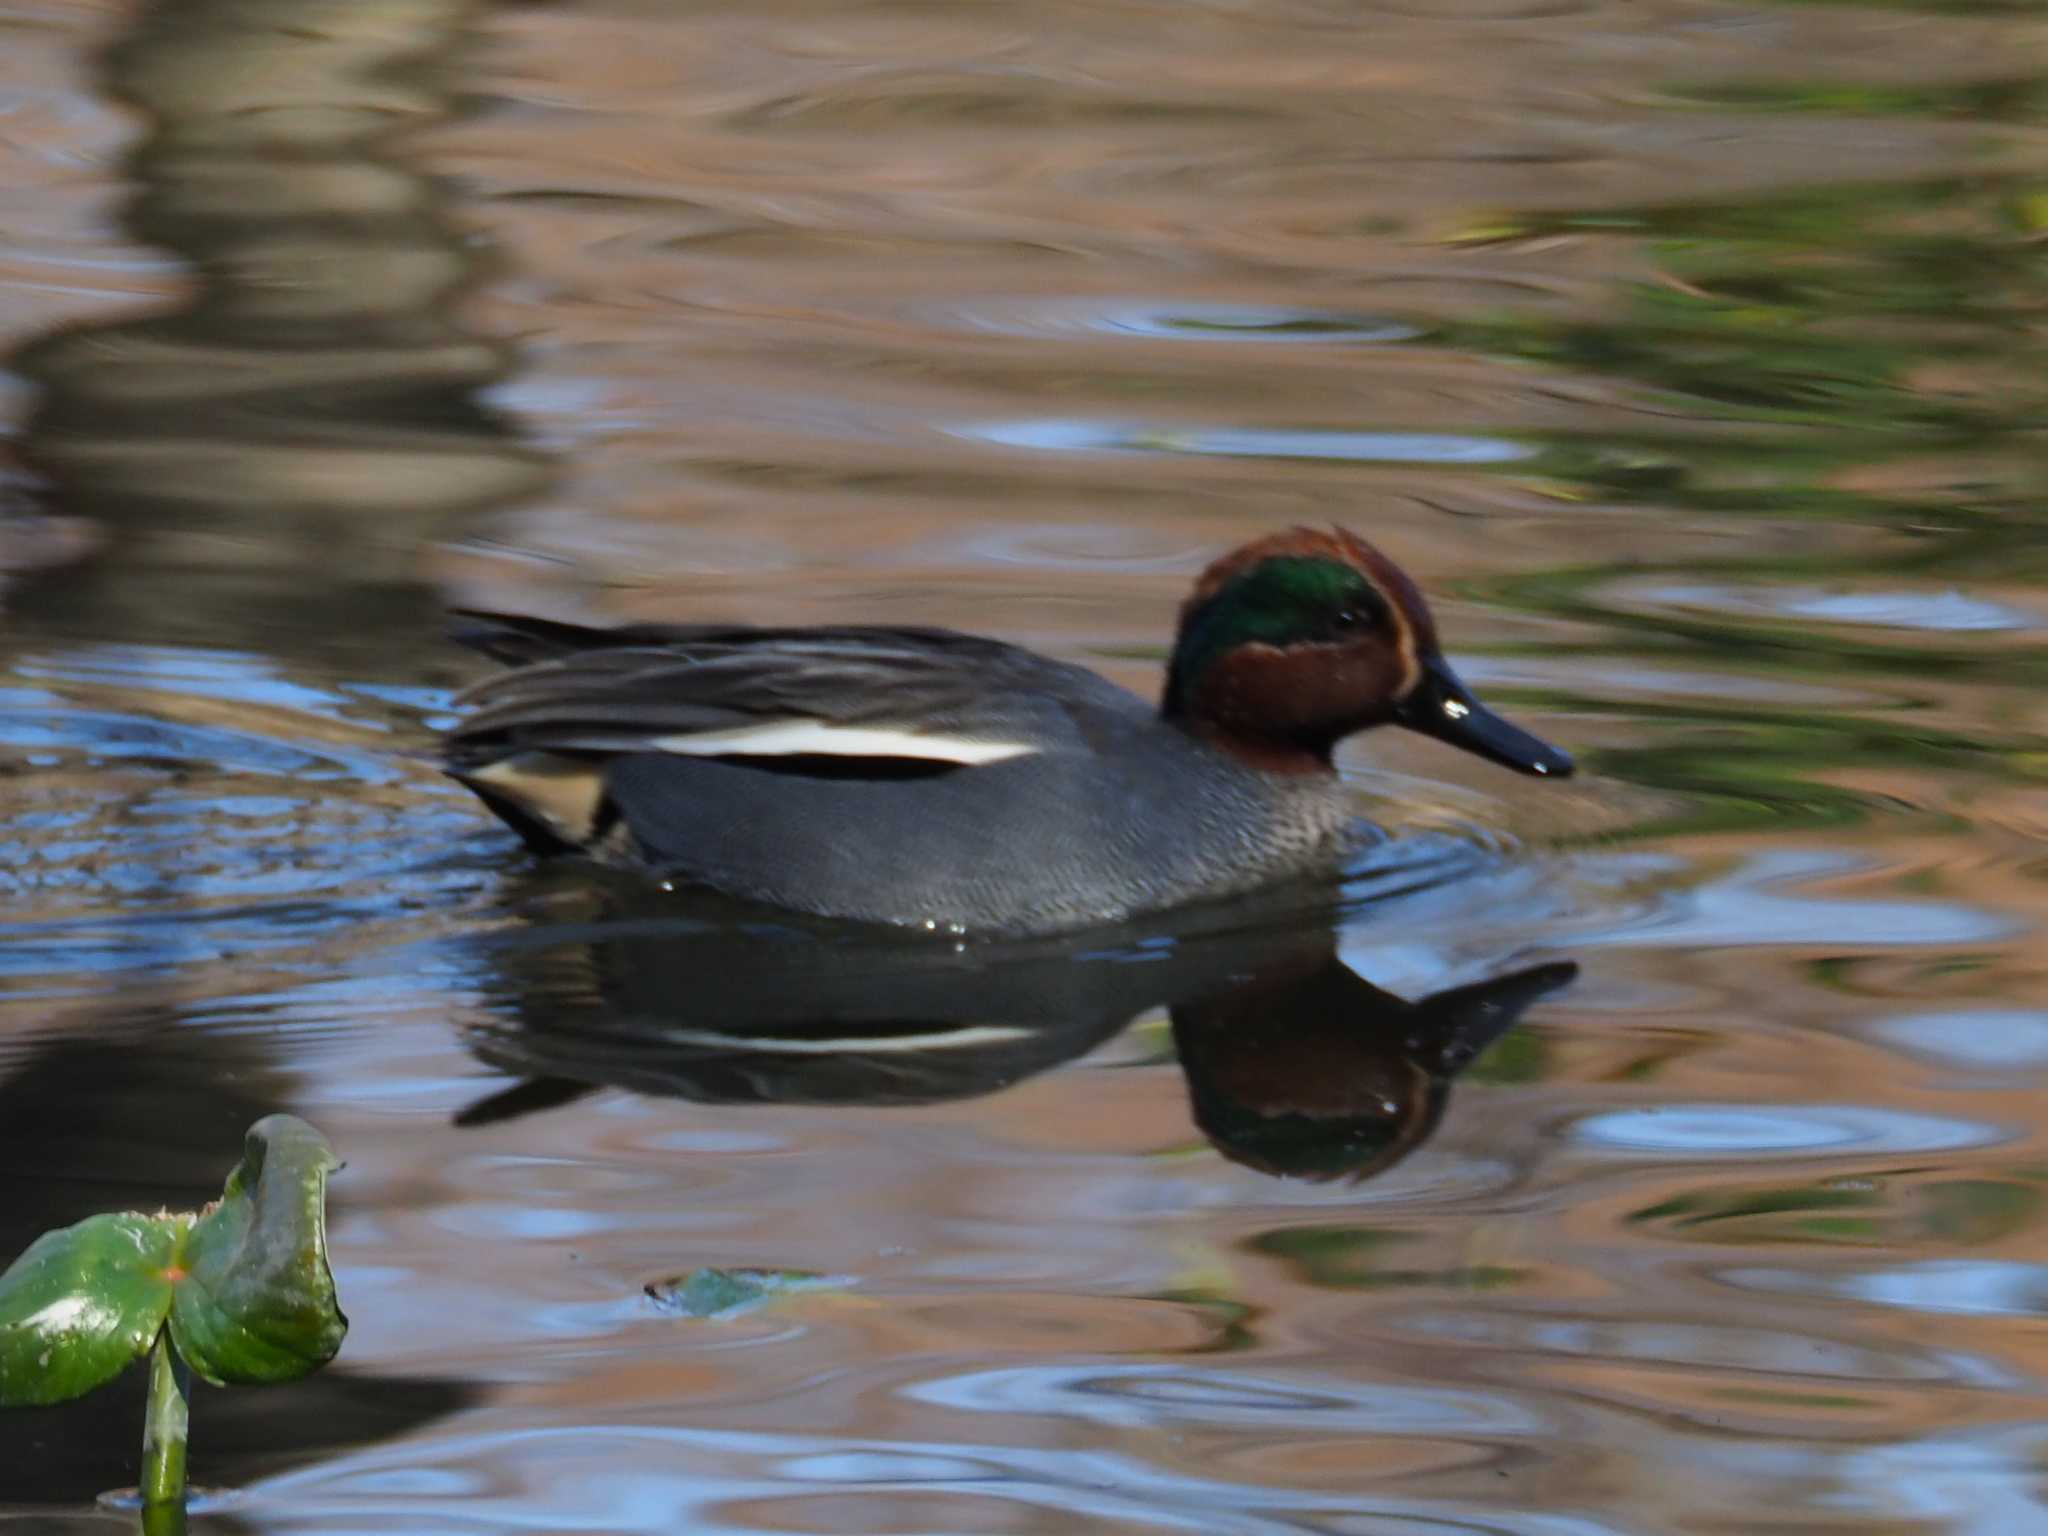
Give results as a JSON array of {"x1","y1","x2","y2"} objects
[{"x1": 443, "y1": 614, "x2": 1150, "y2": 846}]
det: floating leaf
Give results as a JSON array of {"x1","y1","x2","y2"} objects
[
  {"x1": 0, "y1": 1213, "x2": 185, "y2": 1407},
  {"x1": 169, "y1": 1116, "x2": 347, "y2": 1386},
  {"x1": 644, "y1": 1268, "x2": 845, "y2": 1319}
]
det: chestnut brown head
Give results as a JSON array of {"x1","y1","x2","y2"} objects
[{"x1": 1162, "y1": 526, "x2": 1573, "y2": 777}]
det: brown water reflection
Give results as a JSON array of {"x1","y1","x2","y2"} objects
[
  {"x1": 7, "y1": 0, "x2": 549, "y2": 656},
  {"x1": 3, "y1": 0, "x2": 2048, "y2": 1530}
]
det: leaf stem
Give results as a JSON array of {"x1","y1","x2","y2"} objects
[
  {"x1": 140, "y1": 1496, "x2": 189, "y2": 1536},
  {"x1": 139, "y1": 1329, "x2": 190, "y2": 1508}
]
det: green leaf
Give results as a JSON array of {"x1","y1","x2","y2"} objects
[
  {"x1": 168, "y1": 1115, "x2": 347, "y2": 1386},
  {"x1": 0, "y1": 1213, "x2": 185, "y2": 1407},
  {"x1": 644, "y1": 1268, "x2": 844, "y2": 1319}
]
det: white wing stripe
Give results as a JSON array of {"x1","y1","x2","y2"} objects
[
  {"x1": 649, "y1": 721, "x2": 1038, "y2": 765},
  {"x1": 627, "y1": 1024, "x2": 1031, "y2": 1053}
]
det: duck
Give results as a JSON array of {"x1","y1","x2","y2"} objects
[{"x1": 442, "y1": 525, "x2": 1573, "y2": 935}]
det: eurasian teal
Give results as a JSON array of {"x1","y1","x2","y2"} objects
[{"x1": 443, "y1": 526, "x2": 1572, "y2": 934}]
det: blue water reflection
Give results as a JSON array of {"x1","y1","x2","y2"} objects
[{"x1": 960, "y1": 418, "x2": 1536, "y2": 463}]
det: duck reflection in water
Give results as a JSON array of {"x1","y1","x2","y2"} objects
[{"x1": 458, "y1": 868, "x2": 1576, "y2": 1184}]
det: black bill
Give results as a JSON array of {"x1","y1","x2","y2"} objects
[{"x1": 1394, "y1": 655, "x2": 1574, "y2": 778}]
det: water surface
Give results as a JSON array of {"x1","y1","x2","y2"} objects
[{"x1": 2, "y1": 0, "x2": 2047, "y2": 1531}]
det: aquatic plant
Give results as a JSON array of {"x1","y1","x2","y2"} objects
[{"x1": 0, "y1": 1115, "x2": 346, "y2": 1520}]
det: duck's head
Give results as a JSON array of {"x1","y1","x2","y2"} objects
[{"x1": 1162, "y1": 526, "x2": 1573, "y2": 777}]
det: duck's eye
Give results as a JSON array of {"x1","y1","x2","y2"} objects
[{"x1": 1327, "y1": 598, "x2": 1385, "y2": 636}]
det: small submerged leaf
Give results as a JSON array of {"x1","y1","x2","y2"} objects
[
  {"x1": 170, "y1": 1115, "x2": 347, "y2": 1385},
  {"x1": 645, "y1": 1268, "x2": 846, "y2": 1319},
  {"x1": 0, "y1": 1213, "x2": 185, "y2": 1407}
]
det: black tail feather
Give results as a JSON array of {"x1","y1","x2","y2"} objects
[
  {"x1": 449, "y1": 609, "x2": 634, "y2": 667},
  {"x1": 454, "y1": 1075, "x2": 599, "y2": 1128}
]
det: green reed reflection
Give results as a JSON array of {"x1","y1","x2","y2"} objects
[
  {"x1": 1247, "y1": 1227, "x2": 1526, "y2": 1292},
  {"x1": 1431, "y1": 112, "x2": 2048, "y2": 843},
  {"x1": 1675, "y1": 78, "x2": 2048, "y2": 126},
  {"x1": 1454, "y1": 176, "x2": 2045, "y2": 435},
  {"x1": 1633, "y1": 1174, "x2": 2042, "y2": 1247}
]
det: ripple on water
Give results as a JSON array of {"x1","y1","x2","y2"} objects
[
  {"x1": 1618, "y1": 580, "x2": 2040, "y2": 635},
  {"x1": 1403, "y1": 1309, "x2": 1960, "y2": 1383},
  {"x1": 1866, "y1": 1010, "x2": 2048, "y2": 1073},
  {"x1": 935, "y1": 520, "x2": 1197, "y2": 572},
  {"x1": 263, "y1": 1423, "x2": 1623, "y2": 1536},
  {"x1": 0, "y1": 706, "x2": 398, "y2": 781},
  {"x1": 1458, "y1": 654, "x2": 1896, "y2": 710},
  {"x1": 900, "y1": 1362, "x2": 1546, "y2": 1436},
  {"x1": 849, "y1": 1291, "x2": 1247, "y2": 1357},
  {"x1": 1570, "y1": 1105, "x2": 2003, "y2": 1160},
  {"x1": 931, "y1": 297, "x2": 1422, "y2": 346},
  {"x1": 957, "y1": 418, "x2": 1535, "y2": 464},
  {"x1": 0, "y1": 647, "x2": 483, "y2": 985},
  {"x1": 1573, "y1": 849, "x2": 2015, "y2": 953},
  {"x1": 1722, "y1": 1260, "x2": 2048, "y2": 1320},
  {"x1": 17, "y1": 643, "x2": 389, "y2": 722},
  {"x1": 1822, "y1": 1425, "x2": 2048, "y2": 1531}
]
